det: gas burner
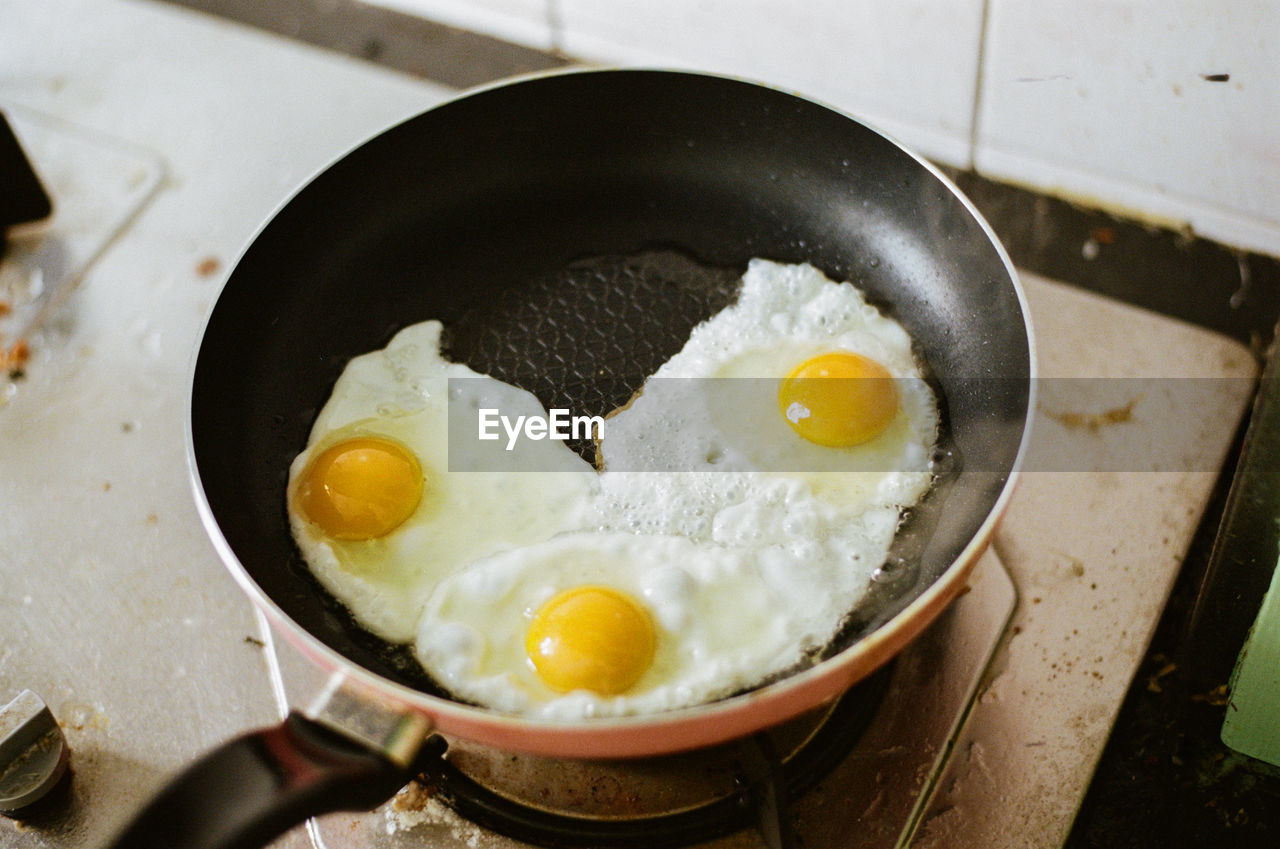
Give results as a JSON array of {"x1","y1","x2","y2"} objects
[
  {"x1": 268, "y1": 550, "x2": 1015, "y2": 849},
  {"x1": 414, "y1": 664, "x2": 893, "y2": 849}
]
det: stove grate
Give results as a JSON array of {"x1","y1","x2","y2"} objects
[{"x1": 412, "y1": 664, "x2": 893, "y2": 849}]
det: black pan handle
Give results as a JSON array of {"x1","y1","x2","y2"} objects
[{"x1": 106, "y1": 712, "x2": 426, "y2": 849}]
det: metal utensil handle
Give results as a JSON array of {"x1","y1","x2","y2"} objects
[{"x1": 105, "y1": 712, "x2": 414, "y2": 849}]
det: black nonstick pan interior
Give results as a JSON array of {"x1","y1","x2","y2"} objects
[{"x1": 190, "y1": 69, "x2": 1031, "y2": 702}]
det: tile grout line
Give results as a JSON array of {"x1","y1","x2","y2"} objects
[
  {"x1": 546, "y1": 0, "x2": 564, "y2": 54},
  {"x1": 968, "y1": 0, "x2": 993, "y2": 172}
]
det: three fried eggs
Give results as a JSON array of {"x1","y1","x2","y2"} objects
[{"x1": 286, "y1": 260, "x2": 938, "y2": 719}]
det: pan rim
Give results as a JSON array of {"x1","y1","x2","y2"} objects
[{"x1": 184, "y1": 65, "x2": 1037, "y2": 757}]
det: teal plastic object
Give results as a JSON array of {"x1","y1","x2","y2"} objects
[{"x1": 1222, "y1": 554, "x2": 1280, "y2": 766}]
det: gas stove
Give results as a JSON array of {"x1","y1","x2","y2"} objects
[{"x1": 0, "y1": 3, "x2": 1261, "y2": 849}]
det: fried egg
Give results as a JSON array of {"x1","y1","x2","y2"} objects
[
  {"x1": 286, "y1": 321, "x2": 599, "y2": 643},
  {"x1": 415, "y1": 531, "x2": 828, "y2": 718},
  {"x1": 594, "y1": 260, "x2": 935, "y2": 563}
]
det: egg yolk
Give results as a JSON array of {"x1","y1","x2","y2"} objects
[
  {"x1": 777, "y1": 352, "x2": 899, "y2": 447},
  {"x1": 526, "y1": 586, "x2": 657, "y2": 696},
  {"x1": 296, "y1": 436, "x2": 424, "y2": 540}
]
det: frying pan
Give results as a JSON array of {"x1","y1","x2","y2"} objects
[{"x1": 109, "y1": 69, "x2": 1033, "y2": 849}]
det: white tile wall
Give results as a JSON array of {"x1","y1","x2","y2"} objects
[
  {"x1": 360, "y1": 0, "x2": 1280, "y2": 257},
  {"x1": 554, "y1": 0, "x2": 987, "y2": 169},
  {"x1": 976, "y1": 0, "x2": 1280, "y2": 257},
  {"x1": 365, "y1": 0, "x2": 554, "y2": 51}
]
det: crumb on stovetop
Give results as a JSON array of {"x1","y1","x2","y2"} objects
[
  {"x1": 196, "y1": 256, "x2": 221, "y2": 277},
  {"x1": 2, "y1": 337, "x2": 30, "y2": 378},
  {"x1": 1044, "y1": 397, "x2": 1141, "y2": 431},
  {"x1": 392, "y1": 778, "x2": 437, "y2": 812}
]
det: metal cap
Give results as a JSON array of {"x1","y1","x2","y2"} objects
[{"x1": 0, "y1": 690, "x2": 71, "y2": 815}]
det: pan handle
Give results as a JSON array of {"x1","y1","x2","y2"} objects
[{"x1": 107, "y1": 678, "x2": 434, "y2": 849}]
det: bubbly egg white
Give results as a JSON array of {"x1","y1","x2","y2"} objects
[{"x1": 595, "y1": 259, "x2": 936, "y2": 557}]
